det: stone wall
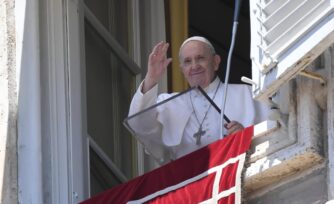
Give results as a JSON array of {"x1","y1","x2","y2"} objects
[
  {"x1": 0, "y1": 0, "x2": 18, "y2": 203},
  {"x1": 245, "y1": 46, "x2": 334, "y2": 203}
]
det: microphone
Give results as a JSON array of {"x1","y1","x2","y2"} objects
[
  {"x1": 233, "y1": 0, "x2": 243, "y2": 22},
  {"x1": 220, "y1": 0, "x2": 244, "y2": 138}
]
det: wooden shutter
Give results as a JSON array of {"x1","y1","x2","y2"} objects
[{"x1": 250, "y1": 0, "x2": 334, "y2": 101}]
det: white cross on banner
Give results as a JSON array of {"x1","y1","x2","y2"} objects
[{"x1": 81, "y1": 126, "x2": 254, "y2": 204}]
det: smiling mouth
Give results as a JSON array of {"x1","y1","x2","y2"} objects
[{"x1": 191, "y1": 71, "x2": 204, "y2": 76}]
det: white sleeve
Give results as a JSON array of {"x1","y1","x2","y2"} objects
[
  {"x1": 127, "y1": 81, "x2": 172, "y2": 164},
  {"x1": 254, "y1": 99, "x2": 270, "y2": 124},
  {"x1": 225, "y1": 84, "x2": 269, "y2": 127},
  {"x1": 128, "y1": 81, "x2": 159, "y2": 116}
]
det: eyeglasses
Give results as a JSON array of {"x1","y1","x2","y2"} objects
[{"x1": 181, "y1": 55, "x2": 213, "y2": 68}]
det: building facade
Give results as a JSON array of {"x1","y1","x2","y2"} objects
[{"x1": 0, "y1": 0, "x2": 333, "y2": 203}]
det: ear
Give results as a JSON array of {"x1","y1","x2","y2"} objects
[{"x1": 213, "y1": 55, "x2": 221, "y2": 71}]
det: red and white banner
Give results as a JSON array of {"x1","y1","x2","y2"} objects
[{"x1": 81, "y1": 126, "x2": 253, "y2": 204}]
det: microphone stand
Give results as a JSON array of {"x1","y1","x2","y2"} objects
[{"x1": 220, "y1": 0, "x2": 243, "y2": 138}]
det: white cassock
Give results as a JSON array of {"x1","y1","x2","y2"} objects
[{"x1": 128, "y1": 77, "x2": 268, "y2": 164}]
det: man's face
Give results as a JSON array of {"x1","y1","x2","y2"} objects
[{"x1": 179, "y1": 41, "x2": 220, "y2": 88}]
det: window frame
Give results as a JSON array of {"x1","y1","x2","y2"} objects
[{"x1": 249, "y1": 0, "x2": 334, "y2": 101}]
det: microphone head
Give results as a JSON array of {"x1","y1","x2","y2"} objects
[{"x1": 233, "y1": 0, "x2": 243, "y2": 22}]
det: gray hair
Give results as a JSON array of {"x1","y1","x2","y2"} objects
[{"x1": 178, "y1": 36, "x2": 216, "y2": 61}]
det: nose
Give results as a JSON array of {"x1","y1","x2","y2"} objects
[{"x1": 191, "y1": 59, "x2": 200, "y2": 69}]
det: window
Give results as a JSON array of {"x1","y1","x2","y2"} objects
[
  {"x1": 250, "y1": 0, "x2": 334, "y2": 101},
  {"x1": 245, "y1": 0, "x2": 332, "y2": 194},
  {"x1": 83, "y1": 0, "x2": 141, "y2": 196}
]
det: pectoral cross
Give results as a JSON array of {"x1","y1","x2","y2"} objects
[{"x1": 193, "y1": 125, "x2": 206, "y2": 145}]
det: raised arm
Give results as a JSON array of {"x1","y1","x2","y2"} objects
[{"x1": 142, "y1": 42, "x2": 172, "y2": 93}]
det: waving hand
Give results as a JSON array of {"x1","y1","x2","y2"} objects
[{"x1": 142, "y1": 42, "x2": 172, "y2": 93}]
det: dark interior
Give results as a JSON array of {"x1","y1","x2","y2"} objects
[{"x1": 189, "y1": 0, "x2": 251, "y2": 84}]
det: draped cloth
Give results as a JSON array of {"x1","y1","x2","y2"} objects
[{"x1": 80, "y1": 126, "x2": 253, "y2": 204}]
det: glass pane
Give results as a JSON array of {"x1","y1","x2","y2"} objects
[
  {"x1": 109, "y1": 0, "x2": 131, "y2": 51},
  {"x1": 84, "y1": 0, "x2": 132, "y2": 53},
  {"x1": 85, "y1": 21, "x2": 137, "y2": 179},
  {"x1": 84, "y1": 0, "x2": 109, "y2": 29},
  {"x1": 124, "y1": 87, "x2": 223, "y2": 164},
  {"x1": 89, "y1": 148, "x2": 122, "y2": 196}
]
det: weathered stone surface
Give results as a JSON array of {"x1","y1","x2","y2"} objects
[
  {"x1": 0, "y1": 0, "x2": 18, "y2": 203},
  {"x1": 245, "y1": 58, "x2": 327, "y2": 200},
  {"x1": 247, "y1": 168, "x2": 327, "y2": 204}
]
